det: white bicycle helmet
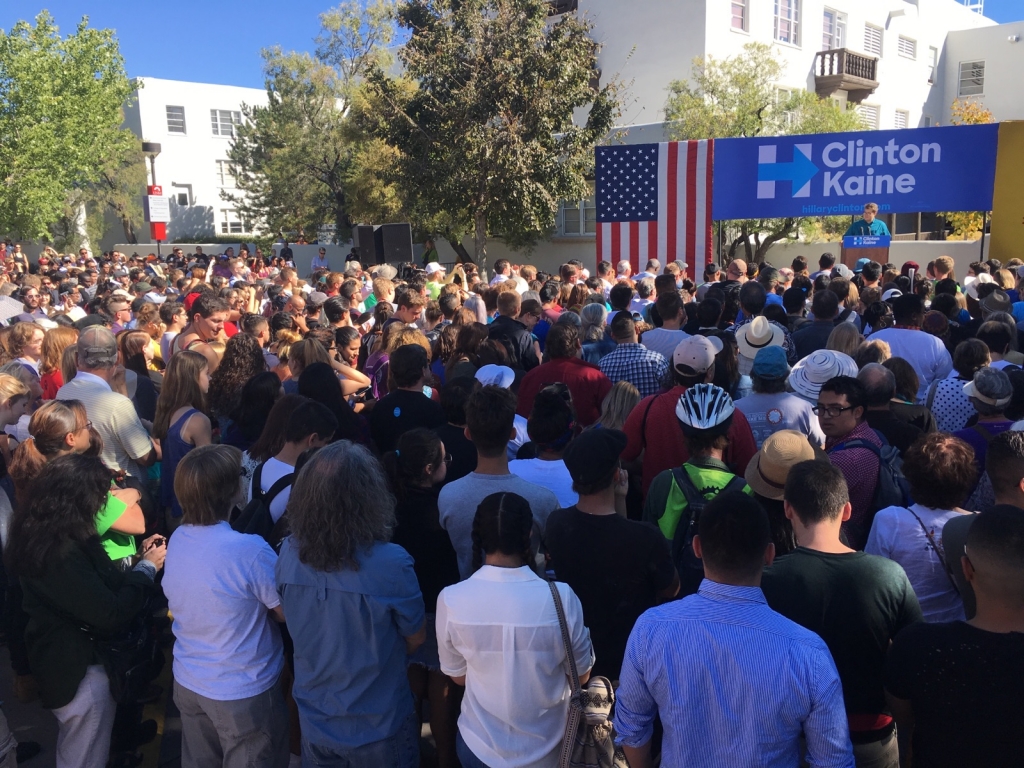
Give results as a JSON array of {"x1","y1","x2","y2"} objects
[{"x1": 675, "y1": 384, "x2": 735, "y2": 433}]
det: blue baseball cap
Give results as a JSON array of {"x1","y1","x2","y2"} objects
[
  {"x1": 854, "y1": 257, "x2": 871, "y2": 274},
  {"x1": 751, "y1": 345, "x2": 789, "y2": 380}
]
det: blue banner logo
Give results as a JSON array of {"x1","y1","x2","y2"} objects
[{"x1": 714, "y1": 124, "x2": 999, "y2": 220}]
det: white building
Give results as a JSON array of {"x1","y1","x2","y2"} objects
[{"x1": 116, "y1": 77, "x2": 267, "y2": 248}]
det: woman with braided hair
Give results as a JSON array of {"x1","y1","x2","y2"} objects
[
  {"x1": 436, "y1": 492, "x2": 594, "y2": 768},
  {"x1": 383, "y1": 428, "x2": 460, "y2": 768}
]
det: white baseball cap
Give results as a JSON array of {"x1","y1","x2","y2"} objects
[{"x1": 425, "y1": 262, "x2": 446, "y2": 275}]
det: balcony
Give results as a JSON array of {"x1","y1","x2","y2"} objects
[{"x1": 814, "y1": 48, "x2": 879, "y2": 103}]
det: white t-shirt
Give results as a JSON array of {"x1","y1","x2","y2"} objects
[
  {"x1": 629, "y1": 297, "x2": 653, "y2": 315},
  {"x1": 437, "y1": 566, "x2": 594, "y2": 768},
  {"x1": 507, "y1": 414, "x2": 530, "y2": 460},
  {"x1": 161, "y1": 331, "x2": 177, "y2": 364},
  {"x1": 248, "y1": 456, "x2": 295, "y2": 523},
  {"x1": 868, "y1": 328, "x2": 953, "y2": 401},
  {"x1": 641, "y1": 327, "x2": 689, "y2": 361},
  {"x1": 865, "y1": 505, "x2": 967, "y2": 623},
  {"x1": 508, "y1": 459, "x2": 578, "y2": 509},
  {"x1": 163, "y1": 521, "x2": 284, "y2": 700}
]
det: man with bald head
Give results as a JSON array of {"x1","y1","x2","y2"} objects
[
  {"x1": 857, "y1": 363, "x2": 924, "y2": 457},
  {"x1": 57, "y1": 326, "x2": 157, "y2": 479},
  {"x1": 886, "y1": 506, "x2": 1024, "y2": 766}
]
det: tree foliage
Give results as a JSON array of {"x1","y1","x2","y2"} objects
[
  {"x1": 940, "y1": 97, "x2": 993, "y2": 240},
  {"x1": 225, "y1": 1, "x2": 399, "y2": 242},
  {"x1": 0, "y1": 12, "x2": 137, "y2": 241},
  {"x1": 666, "y1": 43, "x2": 863, "y2": 263},
  {"x1": 361, "y1": 0, "x2": 619, "y2": 266}
]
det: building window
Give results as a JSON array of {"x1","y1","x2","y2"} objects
[
  {"x1": 894, "y1": 110, "x2": 909, "y2": 129},
  {"x1": 776, "y1": 88, "x2": 797, "y2": 128},
  {"x1": 558, "y1": 191, "x2": 596, "y2": 237},
  {"x1": 928, "y1": 46, "x2": 938, "y2": 68},
  {"x1": 166, "y1": 106, "x2": 186, "y2": 134},
  {"x1": 923, "y1": 115, "x2": 933, "y2": 127},
  {"x1": 220, "y1": 209, "x2": 245, "y2": 235},
  {"x1": 958, "y1": 60, "x2": 985, "y2": 96},
  {"x1": 897, "y1": 36, "x2": 916, "y2": 59},
  {"x1": 175, "y1": 192, "x2": 189, "y2": 206},
  {"x1": 858, "y1": 103, "x2": 880, "y2": 129},
  {"x1": 863, "y1": 24, "x2": 883, "y2": 56},
  {"x1": 215, "y1": 160, "x2": 236, "y2": 187},
  {"x1": 732, "y1": 0, "x2": 748, "y2": 31},
  {"x1": 822, "y1": 9, "x2": 846, "y2": 50},
  {"x1": 774, "y1": 0, "x2": 801, "y2": 46},
  {"x1": 211, "y1": 109, "x2": 242, "y2": 137},
  {"x1": 546, "y1": 0, "x2": 577, "y2": 15}
]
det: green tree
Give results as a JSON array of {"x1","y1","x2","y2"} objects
[
  {"x1": 362, "y1": 0, "x2": 619, "y2": 267},
  {"x1": 666, "y1": 43, "x2": 863, "y2": 263},
  {"x1": 0, "y1": 12, "x2": 137, "y2": 240},
  {"x1": 225, "y1": 1, "x2": 399, "y2": 242},
  {"x1": 939, "y1": 97, "x2": 993, "y2": 240}
]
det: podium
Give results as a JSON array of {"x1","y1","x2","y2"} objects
[{"x1": 841, "y1": 235, "x2": 891, "y2": 271}]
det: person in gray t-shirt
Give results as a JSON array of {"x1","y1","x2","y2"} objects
[
  {"x1": 733, "y1": 346, "x2": 825, "y2": 449},
  {"x1": 439, "y1": 386, "x2": 560, "y2": 579}
]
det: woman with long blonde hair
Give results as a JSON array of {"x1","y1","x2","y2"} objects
[
  {"x1": 39, "y1": 327, "x2": 77, "y2": 400},
  {"x1": 153, "y1": 351, "x2": 211, "y2": 526}
]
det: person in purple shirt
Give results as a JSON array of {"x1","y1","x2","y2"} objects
[{"x1": 953, "y1": 367, "x2": 1015, "y2": 494}]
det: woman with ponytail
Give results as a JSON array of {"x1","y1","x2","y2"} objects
[
  {"x1": 152, "y1": 351, "x2": 211, "y2": 527},
  {"x1": 384, "y1": 428, "x2": 460, "y2": 768},
  {"x1": 436, "y1": 492, "x2": 594, "y2": 768},
  {"x1": 8, "y1": 400, "x2": 146, "y2": 565}
]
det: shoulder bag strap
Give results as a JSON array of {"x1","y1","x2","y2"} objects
[
  {"x1": 548, "y1": 580, "x2": 581, "y2": 695},
  {"x1": 925, "y1": 379, "x2": 939, "y2": 411},
  {"x1": 905, "y1": 507, "x2": 961, "y2": 596},
  {"x1": 639, "y1": 395, "x2": 658, "y2": 452},
  {"x1": 971, "y1": 423, "x2": 996, "y2": 444},
  {"x1": 263, "y1": 473, "x2": 296, "y2": 506},
  {"x1": 251, "y1": 461, "x2": 266, "y2": 502}
]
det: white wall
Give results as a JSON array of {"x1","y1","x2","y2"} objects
[{"x1": 943, "y1": 21, "x2": 1024, "y2": 122}]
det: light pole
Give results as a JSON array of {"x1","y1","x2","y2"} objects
[{"x1": 142, "y1": 142, "x2": 166, "y2": 257}]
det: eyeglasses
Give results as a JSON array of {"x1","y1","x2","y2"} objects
[
  {"x1": 443, "y1": 454, "x2": 453, "y2": 466},
  {"x1": 812, "y1": 404, "x2": 856, "y2": 418}
]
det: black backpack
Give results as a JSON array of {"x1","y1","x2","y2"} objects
[
  {"x1": 830, "y1": 434, "x2": 911, "y2": 547},
  {"x1": 669, "y1": 466, "x2": 747, "y2": 597},
  {"x1": 231, "y1": 461, "x2": 295, "y2": 545}
]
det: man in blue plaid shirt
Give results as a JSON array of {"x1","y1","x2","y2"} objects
[{"x1": 599, "y1": 314, "x2": 670, "y2": 399}]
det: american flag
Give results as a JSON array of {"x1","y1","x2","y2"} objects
[{"x1": 595, "y1": 140, "x2": 714, "y2": 276}]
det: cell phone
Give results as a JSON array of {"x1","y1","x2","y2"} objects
[{"x1": 59, "y1": 291, "x2": 69, "y2": 300}]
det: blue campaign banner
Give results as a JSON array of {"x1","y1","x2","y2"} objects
[
  {"x1": 712, "y1": 124, "x2": 999, "y2": 220},
  {"x1": 843, "y1": 235, "x2": 891, "y2": 248}
]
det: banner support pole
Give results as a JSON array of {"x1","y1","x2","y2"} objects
[{"x1": 980, "y1": 211, "x2": 987, "y2": 261}]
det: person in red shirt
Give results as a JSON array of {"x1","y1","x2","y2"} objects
[
  {"x1": 622, "y1": 335, "x2": 757, "y2": 498},
  {"x1": 516, "y1": 323, "x2": 611, "y2": 427}
]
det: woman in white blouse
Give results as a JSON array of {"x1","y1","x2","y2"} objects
[
  {"x1": 866, "y1": 433, "x2": 976, "y2": 622},
  {"x1": 437, "y1": 492, "x2": 593, "y2": 768}
]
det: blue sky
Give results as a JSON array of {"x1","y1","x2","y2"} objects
[{"x1": 3, "y1": 0, "x2": 1023, "y2": 89}]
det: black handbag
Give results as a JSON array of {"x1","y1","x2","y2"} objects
[{"x1": 88, "y1": 606, "x2": 163, "y2": 705}]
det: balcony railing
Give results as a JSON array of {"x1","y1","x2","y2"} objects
[{"x1": 814, "y1": 48, "x2": 880, "y2": 103}]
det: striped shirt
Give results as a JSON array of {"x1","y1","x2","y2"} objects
[
  {"x1": 56, "y1": 372, "x2": 152, "y2": 478},
  {"x1": 616, "y1": 580, "x2": 854, "y2": 768}
]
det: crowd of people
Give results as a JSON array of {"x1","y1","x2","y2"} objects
[{"x1": 0, "y1": 230, "x2": 1020, "y2": 768}]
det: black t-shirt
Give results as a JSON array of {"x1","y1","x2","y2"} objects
[
  {"x1": 391, "y1": 485, "x2": 460, "y2": 613},
  {"x1": 886, "y1": 621, "x2": 1024, "y2": 767},
  {"x1": 761, "y1": 548, "x2": 923, "y2": 719},
  {"x1": 545, "y1": 507, "x2": 676, "y2": 680},
  {"x1": 368, "y1": 389, "x2": 446, "y2": 453},
  {"x1": 433, "y1": 423, "x2": 476, "y2": 486}
]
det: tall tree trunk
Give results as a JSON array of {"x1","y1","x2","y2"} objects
[
  {"x1": 473, "y1": 209, "x2": 488, "y2": 275},
  {"x1": 742, "y1": 224, "x2": 753, "y2": 263},
  {"x1": 121, "y1": 216, "x2": 137, "y2": 244},
  {"x1": 446, "y1": 236, "x2": 475, "y2": 265}
]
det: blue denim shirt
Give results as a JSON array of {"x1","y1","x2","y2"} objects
[{"x1": 276, "y1": 538, "x2": 425, "y2": 749}]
